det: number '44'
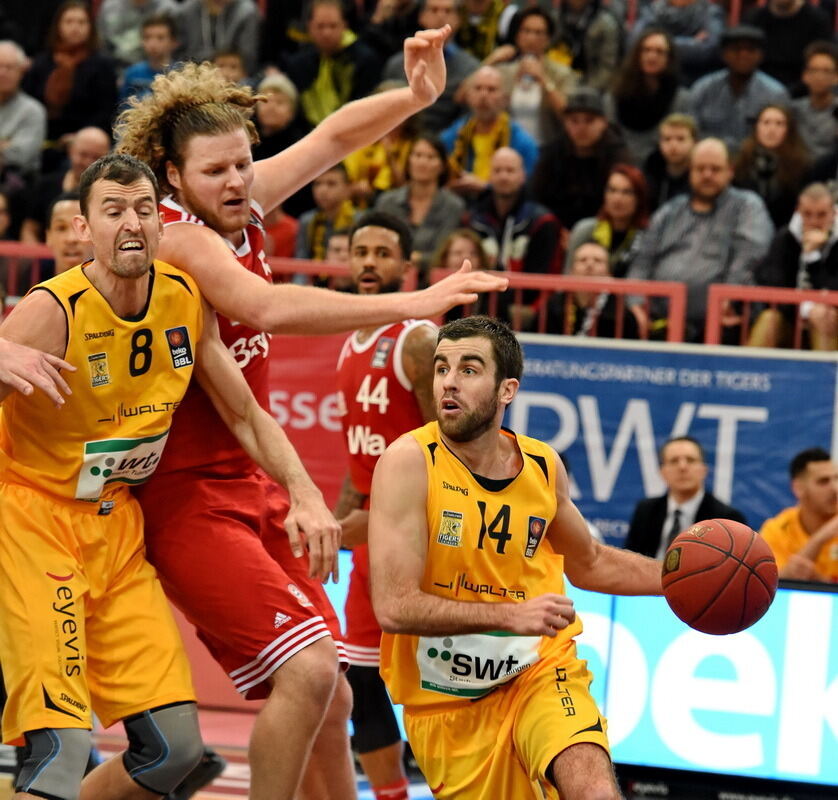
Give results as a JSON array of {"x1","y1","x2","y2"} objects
[{"x1": 355, "y1": 375, "x2": 389, "y2": 413}]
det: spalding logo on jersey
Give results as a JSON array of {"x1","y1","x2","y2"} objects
[
  {"x1": 371, "y1": 337, "x2": 394, "y2": 369},
  {"x1": 165, "y1": 326, "x2": 194, "y2": 369}
]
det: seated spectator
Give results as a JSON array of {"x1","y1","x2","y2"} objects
[
  {"x1": 0, "y1": 40, "x2": 47, "y2": 180},
  {"x1": 431, "y1": 226, "x2": 493, "y2": 320},
  {"x1": 22, "y1": 0, "x2": 118, "y2": 160},
  {"x1": 432, "y1": 226, "x2": 492, "y2": 272},
  {"x1": 553, "y1": 0, "x2": 621, "y2": 92},
  {"x1": 44, "y1": 190, "x2": 87, "y2": 275},
  {"x1": 19, "y1": 125, "x2": 110, "y2": 242},
  {"x1": 791, "y1": 42, "x2": 838, "y2": 163},
  {"x1": 284, "y1": 0, "x2": 381, "y2": 132},
  {"x1": 744, "y1": 0, "x2": 831, "y2": 91},
  {"x1": 644, "y1": 112, "x2": 696, "y2": 211},
  {"x1": 213, "y1": 48, "x2": 249, "y2": 86},
  {"x1": 456, "y1": 0, "x2": 507, "y2": 61},
  {"x1": 295, "y1": 163, "x2": 357, "y2": 263},
  {"x1": 344, "y1": 81, "x2": 416, "y2": 208},
  {"x1": 360, "y1": 0, "x2": 422, "y2": 61},
  {"x1": 547, "y1": 241, "x2": 640, "y2": 338},
  {"x1": 441, "y1": 65, "x2": 538, "y2": 200},
  {"x1": 176, "y1": 0, "x2": 260, "y2": 75},
  {"x1": 627, "y1": 137, "x2": 773, "y2": 342},
  {"x1": 484, "y1": 7, "x2": 577, "y2": 146},
  {"x1": 605, "y1": 30, "x2": 690, "y2": 165},
  {"x1": 97, "y1": 0, "x2": 177, "y2": 68},
  {"x1": 462, "y1": 146, "x2": 563, "y2": 326},
  {"x1": 689, "y1": 25, "x2": 789, "y2": 155},
  {"x1": 374, "y1": 134, "x2": 465, "y2": 282},
  {"x1": 624, "y1": 436, "x2": 747, "y2": 558},
  {"x1": 733, "y1": 104, "x2": 810, "y2": 228},
  {"x1": 759, "y1": 447, "x2": 838, "y2": 582},
  {"x1": 381, "y1": 0, "x2": 479, "y2": 133},
  {"x1": 748, "y1": 182, "x2": 838, "y2": 351},
  {"x1": 118, "y1": 12, "x2": 179, "y2": 105},
  {"x1": 630, "y1": 0, "x2": 723, "y2": 86},
  {"x1": 531, "y1": 87, "x2": 631, "y2": 228},
  {"x1": 323, "y1": 226, "x2": 352, "y2": 290},
  {"x1": 565, "y1": 163, "x2": 649, "y2": 277}
]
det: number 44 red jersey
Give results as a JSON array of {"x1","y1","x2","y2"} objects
[{"x1": 336, "y1": 320, "x2": 435, "y2": 495}]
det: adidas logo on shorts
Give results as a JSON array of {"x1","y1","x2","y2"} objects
[{"x1": 274, "y1": 612, "x2": 291, "y2": 629}]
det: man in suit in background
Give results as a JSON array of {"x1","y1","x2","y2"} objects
[{"x1": 624, "y1": 436, "x2": 747, "y2": 558}]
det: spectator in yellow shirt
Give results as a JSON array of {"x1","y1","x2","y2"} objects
[{"x1": 760, "y1": 447, "x2": 838, "y2": 582}]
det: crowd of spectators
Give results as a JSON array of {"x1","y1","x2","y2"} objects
[{"x1": 1, "y1": 0, "x2": 837, "y2": 348}]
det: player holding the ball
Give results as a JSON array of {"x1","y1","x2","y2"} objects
[{"x1": 368, "y1": 316, "x2": 663, "y2": 800}]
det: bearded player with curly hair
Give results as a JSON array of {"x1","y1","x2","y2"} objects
[{"x1": 115, "y1": 25, "x2": 505, "y2": 800}]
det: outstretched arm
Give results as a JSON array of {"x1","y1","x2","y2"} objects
[
  {"x1": 548, "y1": 453, "x2": 662, "y2": 595},
  {"x1": 253, "y1": 27, "x2": 451, "y2": 214},
  {"x1": 157, "y1": 224, "x2": 508, "y2": 334},
  {"x1": 194, "y1": 301, "x2": 340, "y2": 582},
  {"x1": 369, "y1": 436, "x2": 575, "y2": 636},
  {"x1": 0, "y1": 292, "x2": 75, "y2": 407}
]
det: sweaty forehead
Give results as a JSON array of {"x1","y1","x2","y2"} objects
[
  {"x1": 435, "y1": 336, "x2": 492, "y2": 361},
  {"x1": 352, "y1": 225, "x2": 400, "y2": 248},
  {"x1": 183, "y1": 129, "x2": 252, "y2": 162},
  {"x1": 92, "y1": 178, "x2": 156, "y2": 203}
]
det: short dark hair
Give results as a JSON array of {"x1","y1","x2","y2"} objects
[
  {"x1": 142, "y1": 11, "x2": 177, "y2": 38},
  {"x1": 306, "y1": 0, "x2": 345, "y2": 22},
  {"x1": 348, "y1": 211, "x2": 413, "y2": 259},
  {"x1": 47, "y1": 191, "x2": 81, "y2": 228},
  {"x1": 790, "y1": 447, "x2": 832, "y2": 480},
  {"x1": 437, "y1": 315, "x2": 523, "y2": 385},
  {"x1": 508, "y1": 7, "x2": 555, "y2": 42},
  {"x1": 803, "y1": 40, "x2": 838, "y2": 70},
  {"x1": 659, "y1": 436, "x2": 706, "y2": 465},
  {"x1": 79, "y1": 154, "x2": 160, "y2": 216}
]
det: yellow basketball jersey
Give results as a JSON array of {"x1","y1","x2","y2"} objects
[
  {"x1": 0, "y1": 261, "x2": 203, "y2": 504},
  {"x1": 380, "y1": 421, "x2": 584, "y2": 710}
]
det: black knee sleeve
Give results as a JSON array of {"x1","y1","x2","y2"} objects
[
  {"x1": 122, "y1": 701, "x2": 203, "y2": 794},
  {"x1": 346, "y1": 665, "x2": 401, "y2": 754}
]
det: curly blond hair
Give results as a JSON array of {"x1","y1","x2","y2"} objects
[{"x1": 115, "y1": 62, "x2": 261, "y2": 194}]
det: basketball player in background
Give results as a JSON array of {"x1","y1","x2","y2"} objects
[
  {"x1": 335, "y1": 211, "x2": 437, "y2": 800},
  {"x1": 115, "y1": 25, "x2": 507, "y2": 800},
  {"x1": 369, "y1": 316, "x2": 663, "y2": 800}
]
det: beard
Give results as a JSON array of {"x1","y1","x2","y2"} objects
[
  {"x1": 351, "y1": 275, "x2": 403, "y2": 294},
  {"x1": 438, "y1": 392, "x2": 499, "y2": 443}
]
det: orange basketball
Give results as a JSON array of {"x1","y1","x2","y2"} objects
[{"x1": 661, "y1": 519, "x2": 778, "y2": 635}]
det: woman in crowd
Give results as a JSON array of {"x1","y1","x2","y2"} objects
[
  {"x1": 484, "y1": 7, "x2": 577, "y2": 146},
  {"x1": 22, "y1": 0, "x2": 117, "y2": 163},
  {"x1": 565, "y1": 164, "x2": 650, "y2": 278},
  {"x1": 606, "y1": 29, "x2": 690, "y2": 164},
  {"x1": 733, "y1": 104, "x2": 810, "y2": 229},
  {"x1": 374, "y1": 134, "x2": 465, "y2": 284}
]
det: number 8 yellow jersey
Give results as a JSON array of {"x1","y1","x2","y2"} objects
[
  {"x1": 0, "y1": 262, "x2": 203, "y2": 505},
  {"x1": 380, "y1": 421, "x2": 584, "y2": 711}
]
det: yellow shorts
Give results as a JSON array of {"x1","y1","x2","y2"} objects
[
  {"x1": 404, "y1": 642, "x2": 609, "y2": 800},
  {"x1": 0, "y1": 483, "x2": 195, "y2": 745}
]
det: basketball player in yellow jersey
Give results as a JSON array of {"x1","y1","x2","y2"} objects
[
  {"x1": 369, "y1": 316, "x2": 665, "y2": 800},
  {"x1": 0, "y1": 154, "x2": 340, "y2": 800}
]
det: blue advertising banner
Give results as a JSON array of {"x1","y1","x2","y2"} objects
[{"x1": 508, "y1": 336, "x2": 838, "y2": 545}]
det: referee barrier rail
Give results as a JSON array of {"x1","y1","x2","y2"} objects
[{"x1": 704, "y1": 283, "x2": 838, "y2": 347}]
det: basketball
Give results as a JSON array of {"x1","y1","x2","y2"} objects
[{"x1": 661, "y1": 519, "x2": 778, "y2": 635}]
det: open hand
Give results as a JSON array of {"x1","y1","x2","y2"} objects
[
  {"x1": 286, "y1": 491, "x2": 342, "y2": 583},
  {"x1": 0, "y1": 338, "x2": 75, "y2": 408}
]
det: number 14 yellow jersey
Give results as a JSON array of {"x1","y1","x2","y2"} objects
[{"x1": 380, "y1": 421, "x2": 584, "y2": 711}]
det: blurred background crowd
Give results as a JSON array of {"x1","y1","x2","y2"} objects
[{"x1": 1, "y1": 0, "x2": 837, "y2": 347}]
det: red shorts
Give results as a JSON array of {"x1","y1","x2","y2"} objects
[
  {"x1": 343, "y1": 544, "x2": 383, "y2": 666},
  {"x1": 139, "y1": 470, "x2": 346, "y2": 699}
]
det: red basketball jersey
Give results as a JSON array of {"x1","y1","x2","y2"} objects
[
  {"x1": 337, "y1": 321, "x2": 433, "y2": 496},
  {"x1": 149, "y1": 196, "x2": 273, "y2": 478}
]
